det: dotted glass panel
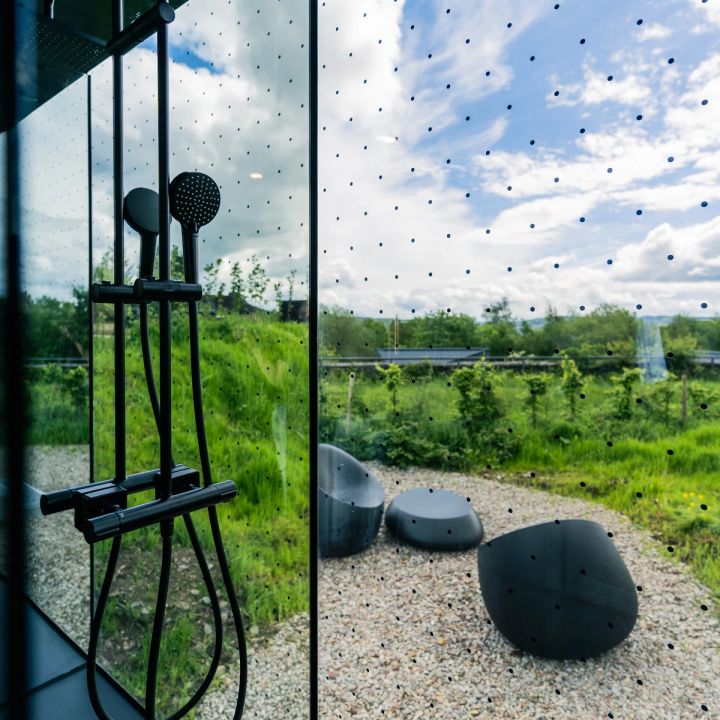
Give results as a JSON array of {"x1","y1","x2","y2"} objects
[
  {"x1": 89, "y1": 0, "x2": 310, "y2": 717},
  {"x1": 0, "y1": 111, "x2": 7, "y2": 696},
  {"x1": 318, "y1": 2, "x2": 719, "y2": 718},
  {"x1": 13, "y1": 78, "x2": 92, "y2": 651}
]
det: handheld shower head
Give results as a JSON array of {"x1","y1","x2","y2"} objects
[
  {"x1": 169, "y1": 172, "x2": 221, "y2": 283},
  {"x1": 124, "y1": 187, "x2": 163, "y2": 279}
]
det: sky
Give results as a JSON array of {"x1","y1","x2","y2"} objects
[{"x1": 12, "y1": 0, "x2": 720, "y2": 321}]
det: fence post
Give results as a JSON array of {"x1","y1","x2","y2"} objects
[
  {"x1": 345, "y1": 372, "x2": 355, "y2": 434},
  {"x1": 681, "y1": 373, "x2": 688, "y2": 425}
]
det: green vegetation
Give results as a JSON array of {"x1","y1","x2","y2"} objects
[
  {"x1": 320, "y1": 364, "x2": 720, "y2": 606},
  {"x1": 92, "y1": 310, "x2": 309, "y2": 708},
  {"x1": 26, "y1": 364, "x2": 89, "y2": 444},
  {"x1": 21, "y1": 279, "x2": 720, "y2": 704},
  {"x1": 320, "y1": 301, "x2": 720, "y2": 369}
]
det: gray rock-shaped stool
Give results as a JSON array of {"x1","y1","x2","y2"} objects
[
  {"x1": 385, "y1": 488, "x2": 483, "y2": 550},
  {"x1": 318, "y1": 444, "x2": 385, "y2": 558},
  {"x1": 477, "y1": 519, "x2": 638, "y2": 659}
]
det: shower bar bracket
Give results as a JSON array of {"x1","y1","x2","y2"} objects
[
  {"x1": 105, "y1": 1, "x2": 176, "y2": 56},
  {"x1": 91, "y1": 280, "x2": 202, "y2": 304}
]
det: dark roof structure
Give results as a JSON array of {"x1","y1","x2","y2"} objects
[{"x1": 376, "y1": 347, "x2": 488, "y2": 364}]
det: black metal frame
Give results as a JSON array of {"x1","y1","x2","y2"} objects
[
  {"x1": 2, "y1": 1, "x2": 28, "y2": 718},
  {"x1": 309, "y1": 0, "x2": 319, "y2": 718},
  {"x1": 2, "y1": 0, "x2": 320, "y2": 715}
]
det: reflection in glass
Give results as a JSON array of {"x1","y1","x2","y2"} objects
[
  {"x1": 90, "y1": 0, "x2": 310, "y2": 717},
  {"x1": 16, "y1": 78, "x2": 91, "y2": 649},
  {"x1": 318, "y1": 1, "x2": 720, "y2": 717}
]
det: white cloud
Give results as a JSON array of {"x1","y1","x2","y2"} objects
[
  {"x1": 637, "y1": 23, "x2": 672, "y2": 41},
  {"x1": 614, "y1": 216, "x2": 720, "y2": 282},
  {"x1": 550, "y1": 66, "x2": 652, "y2": 107},
  {"x1": 689, "y1": 0, "x2": 720, "y2": 27}
]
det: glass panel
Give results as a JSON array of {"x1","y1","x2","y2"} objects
[
  {"x1": 17, "y1": 77, "x2": 91, "y2": 648},
  {"x1": 91, "y1": 0, "x2": 310, "y2": 717},
  {"x1": 0, "y1": 106, "x2": 8, "y2": 709},
  {"x1": 318, "y1": 1, "x2": 720, "y2": 718}
]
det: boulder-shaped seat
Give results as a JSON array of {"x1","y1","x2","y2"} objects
[
  {"x1": 318, "y1": 444, "x2": 385, "y2": 558},
  {"x1": 477, "y1": 519, "x2": 638, "y2": 659},
  {"x1": 385, "y1": 487, "x2": 483, "y2": 551}
]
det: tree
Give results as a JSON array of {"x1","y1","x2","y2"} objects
[
  {"x1": 230, "y1": 261, "x2": 245, "y2": 313},
  {"x1": 286, "y1": 269, "x2": 297, "y2": 303},
  {"x1": 560, "y1": 355, "x2": 583, "y2": 420},
  {"x1": 24, "y1": 292, "x2": 89, "y2": 358},
  {"x1": 375, "y1": 363, "x2": 403, "y2": 417},
  {"x1": 319, "y1": 307, "x2": 388, "y2": 356},
  {"x1": 273, "y1": 281, "x2": 282, "y2": 315},
  {"x1": 527, "y1": 306, "x2": 575, "y2": 355},
  {"x1": 170, "y1": 245, "x2": 184, "y2": 280},
  {"x1": 663, "y1": 334, "x2": 698, "y2": 374},
  {"x1": 451, "y1": 360, "x2": 501, "y2": 434},
  {"x1": 573, "y1": 304, "x2": 638, "y2": 360},
  {"x1": 475, "y1": 299, "x2": 522, "y2": 356},
  {"x1": 524, "y1": 374, "x2": 548, "y2": 428},
  {"x1": 247, "y1": 255, "x2": 269, "y2": 305},
  {"x1": 647, "y1": 373, "x2": 677, "y2": 425},
  {"x1": 611, "y1": 367, "x2": 643, "y2": 419},
  {"x1": 202, "y1": 258, "x2": 223, "y2": 314},
  {"x1": 401, "y1": 310, "x2": 480, "y2": 348}
]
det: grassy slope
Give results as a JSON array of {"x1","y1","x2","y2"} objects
[{"x1": 92, "y1": 311, "x2": 309, "y2": 710}]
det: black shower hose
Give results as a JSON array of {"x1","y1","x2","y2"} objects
[{"x1": 86, "y1": 303, "x2": 247, "y2": 719}]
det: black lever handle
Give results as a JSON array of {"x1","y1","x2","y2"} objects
[{"x1": 84, "y1": 480, "x2": 237, "y2": 543}]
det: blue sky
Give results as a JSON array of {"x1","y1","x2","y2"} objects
[
  {"x1": 14, "y1": 0, "x2": 720, "y2": 322},
  {"x1": 318, "y1": 0, "x2": 720, "y2": 320}
]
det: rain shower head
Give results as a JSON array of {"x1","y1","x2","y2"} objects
[
  {"x1": 123, "y1": 187, "x2": 163, "y2": 279},
  {"x1": 169, "y1": 172, "x2": 221, "y2": 232},
  {"x1": 169, "y1": 172, "x2": 221, "y2": 283}
]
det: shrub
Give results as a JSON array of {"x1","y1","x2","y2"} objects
[
  {"x1": 402, "y1": 360, "x2": 434, "y2": 383},
  {"x1": 610, "y1": 367, "x2": 644, "y2": 419},
  {"x1": 375, "y1": 363, "x2": 403, "y2": 418},
  {"x1": 524, "y1": 374, "x2": 548, "y2": 428},
  {"x1": 560, "y1": 355, "x2": 584, "y2": 420},
  {"x1": 451, "y1": 360, "x2": 501, "y2": 435}
]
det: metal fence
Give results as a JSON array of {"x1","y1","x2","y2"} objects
[{"x1": 320, "y1": 353, "x2": 720, "y2": 370}]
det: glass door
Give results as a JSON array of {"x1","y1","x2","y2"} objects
[
  {"x1": 317, "y1": 1, "x2": 720, "y2": 717},
  {"x1": 90, "y1": 1, "x2": 311, "y2": 717}
]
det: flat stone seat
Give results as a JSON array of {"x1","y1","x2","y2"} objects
[
  {"x1": 318, "y1": 444, "x2": 385, "y2": 558},
  {"x1": 477, "y1": 519, "x2": 638, "y2": 659},
  {"x1": 385, "y1": 488, "x2": 483, "y2": 550}
]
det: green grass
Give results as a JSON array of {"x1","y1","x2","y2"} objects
[
  {"x1": 91, "y1": 310, "x2": 310, "y2": 709},
  {"x1": 27, "y1": 377, "x2": 89, "y2": 445},
  {"x1": 506, "y1": 427, "x2": 720, "y2": 598}
]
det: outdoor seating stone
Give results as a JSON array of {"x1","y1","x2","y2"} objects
[
  {"x1": 385, "y1": 487, "x2": 483, "y2": 550},
  {"x1": 318, "y1": 444, "x2": 385, "y2": 558},
  {"x1": 477, "y1": 519, "x2": 638, "y2": 659}
]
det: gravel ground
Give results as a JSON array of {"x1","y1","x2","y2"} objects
[
  {"x1": 13, "y1": 446, "x2": 310, "y2": 720},
  {"x1": 24, "y1": 445, "x2": 93, "y2": 648},
  {"x1": 196, "y1": 613, "x2": 310, "y2": 720},
  {"x1": 12, "y1": 448, "x2": 720, "y2": 719},
  {"x1": 318, "y1": 464, "x2": 720, "y2": 720}
]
